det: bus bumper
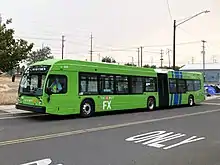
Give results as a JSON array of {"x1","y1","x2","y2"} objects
[{"x1": 15, "y1": 103, "x2": 46, "y2": 113}]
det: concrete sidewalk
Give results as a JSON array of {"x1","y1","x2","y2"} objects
[
  {"x1": 205, "y1": 95, "x2": 220, "y2": 100},
  {"x1": 0, "y1": 105, "x2": 31, "y2": 114}
]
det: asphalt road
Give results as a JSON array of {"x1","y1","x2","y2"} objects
[{"x1": 0, "y1": 99, "x2": 220, "y2": 165}]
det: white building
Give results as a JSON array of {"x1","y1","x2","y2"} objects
[{"x1": 180, "y1": 63, "x2": 220, "y2": 83}]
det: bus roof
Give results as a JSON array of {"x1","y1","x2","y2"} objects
[
  {"x1": 30, "y1": 59, "x2": 203, "y2": 77},
  {"x1": 31, "y1": 59, "x2": 60, "y2": 66},
  {"x1": 31, "y1": 59, "x2": 157, "y2": 76}
]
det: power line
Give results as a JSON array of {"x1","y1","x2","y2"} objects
[
  {"x1": 94, "y1": 45, "x2": 137, "y2": 51},
  {"x1": 144, "y1": 50, "x2": 161, "y2": 54},
  {"x1": 94, "y1": 49, "x2": 136, "y2": 52},
  {"x1": 142, "y1": 41, "x2": 201, "y2": 48},
  {"x1": 166, "y1": 0, "x2": 173, "y2": 21},
  {"x1": 14, "y1": 36, "x2": 61, "y2": 41}
]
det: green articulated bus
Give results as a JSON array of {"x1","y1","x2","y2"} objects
[{"x1": 16, "y1": 59, "x2": 205, "y2": 117}]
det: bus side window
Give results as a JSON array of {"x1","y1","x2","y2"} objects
[
  {"x1": 99, "y1": 75, "x2": 114, "y2": 94},
  {"x1": 169, "y1": 79, "x2": 177, "y2": 93}
]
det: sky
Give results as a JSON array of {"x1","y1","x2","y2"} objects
[{"x1": 0, "y1": 0, "x2": 219, "y2": 67}]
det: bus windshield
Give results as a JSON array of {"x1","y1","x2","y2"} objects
[{"x1": 19, "y1": 65, "x2": 50, "y2": 96}]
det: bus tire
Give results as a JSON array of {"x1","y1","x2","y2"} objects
[
  {"x1": 80, "y1": 99, "x2": 95, "y2": 117},
  {"x1": 188, "y1": 95, "x2": 194, "y2": 106},
  {"x1": 147, "y1": 97, "x2": 155, "y2": 110}
]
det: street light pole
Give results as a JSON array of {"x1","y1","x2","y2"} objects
[
  {"x1": 172, "y1": 10, "x2": 210, "y2": 70},
  {"x1": 173, "y1": 20, "x2": 176, "y2": 70}
]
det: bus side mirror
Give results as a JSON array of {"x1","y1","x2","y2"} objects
[{"x1": 46, "y1": 87, "x2": 53, "y2": 95}]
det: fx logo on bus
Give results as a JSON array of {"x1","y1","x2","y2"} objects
[{"x1": 103, "y1": 100, "x2": 112, "y2": 110}]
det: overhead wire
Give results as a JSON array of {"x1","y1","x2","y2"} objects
[{"x1": 166, "y1": 0, "x2": 173, "y2": 22}]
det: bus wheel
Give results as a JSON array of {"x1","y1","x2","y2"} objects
[
  {"x1": 147, "y1": 97, "x2": 155, "y2": 110},
  {"x1": 188, "y1": 96, "x2": 194, "y2": 106},
  {"x1": 80, "y1": 99, "x2": 94, "y2": 117}
]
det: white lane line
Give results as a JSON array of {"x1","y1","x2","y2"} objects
[{"x1": 0, "y1": 108, "x2": 220, "y2": 147}]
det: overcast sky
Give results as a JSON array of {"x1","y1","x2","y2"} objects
[{"x1": 0, "y1": 0, "x2": 219, "y2": 66}]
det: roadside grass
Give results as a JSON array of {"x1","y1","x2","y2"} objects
[{"x1": 0, "y1": 75, "x2": 20, "y2": 105}]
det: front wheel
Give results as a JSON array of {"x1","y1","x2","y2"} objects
[
  {"x1": 80, "y1": 99, "x2": 95, "y2": 117},
  {"x1": 188, "y1": 96, "x2": 194, "y2": 106},
  {"x1": 147, "y1": 97, "x2": 156, "y2": 110}
]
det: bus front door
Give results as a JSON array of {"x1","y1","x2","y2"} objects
[{"x1": 157, "y1": 73, "x2": 169, "y2": 107}]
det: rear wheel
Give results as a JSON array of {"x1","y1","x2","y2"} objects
[
  {"x1": 147, "y1": 97, "x2": 156, "y2": 110},
  {"x1": 80, "y1": 99, "x2": 95, "y2": 117},
  {"x1": 188, "y1": 96, "x2": 194, "y2": 106}
]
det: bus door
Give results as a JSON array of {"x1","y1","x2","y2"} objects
[
  {"x1": 157, "y1": 73, "x2": 169, "y2": 107},
  {"x1": 44, "y1": 74, "x2": 70, "y2": 114}
]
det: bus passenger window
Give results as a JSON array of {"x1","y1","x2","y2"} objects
[
  {"x1": 186, "y1": 80, "x2": 194, "y2": 91},
  {"x1": 79, "y1": 74, "x2": 98, "y2": 95},
  {"x1": 145, "y1": 77, "x2": 156, "y2": 92},
  {"x1": 177, "y1": 79, "x2": 186, "y2": 93},
  {"x1": 115, "y1": 76, "x2": 129, "y2": 94},
  {"x1": 169, "y1": 79, "x2": 176, "y2": 93},
  {"x1": 131, "y1": 77, "x2": 143, "y2": 94},
  {"x1": 46, "y1": 75, "x2": 67, "y2": 94},
  {"x1": 99, "y1": 75, "x2": 114, "y2": 94},
  {"x1": 194, "y1": 80, "x2": 201, "y2": 91}
]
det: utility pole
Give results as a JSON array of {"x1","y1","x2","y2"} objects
[
  {"x1": 0, "y1": 13, "x2": 2, "y2": 25},
  {"x1": 192, "y1": 57, "x2": 194, "y2": 64},
  {"x1": 131, "y1": 56, "x2": 134, "y2": 65},
  {"x1": 137, "y1": 48, "x2": 140, "y2": 67},
  {"x1": 90, "y1": 33, "x2": 93, "y2": 62},
  {"x1": 160, "y1": 49, "x2": 164, "y2": 68},
  {"x1": 140, "y1": 46, "x2": 143, "y2": 67},
  {"x1": 151, "y1": 57, "x2": 153, "y2": 66},
  {"x1": 61, "y1": 35, "x2": 65, "y2": 59},
  {"x1": 201, "y1": 40, "x2": 206, "y2": 81},
  {"x1": 167, "y1": 49, "x2": 171, "y2": 68},
  {"x1": 212, "y1": 55, "x2": 216, "y2": 63},
  {"x1": 98, "y1": 53, "x2": 101, "y2": 62}
]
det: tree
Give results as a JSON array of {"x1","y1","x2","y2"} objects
[
  {"x1": 124, "y1": 63, "x2": 136, "y2": 66},
  {"x1": 143, "y1": 64, "x2": 150, "y2": 68},
  {"x1": 0, "y1": 18, "x2": 34, "y2": 73},
  {"x1": 26, "y1": 46, "x2": 53, "y2": 65},
  {"x1": 160, "y1": 66, "x2": 171, "y2": 69},
  {"x1": 101, "y1": 56, "x2": 116, "y2": 63}
]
